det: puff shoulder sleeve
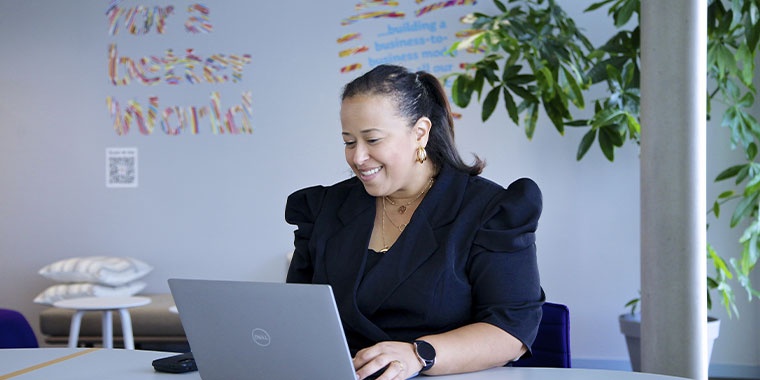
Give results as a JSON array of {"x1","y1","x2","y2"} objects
[
  {"x1": 469, "y1": 177, "x2": 545, "y2": 352},
  {"x1": 285, "y1": 186, "x2": 327, "y2": 284}
]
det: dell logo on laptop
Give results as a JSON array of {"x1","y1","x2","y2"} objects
[{"x1": 251, "y1": 328, "x2": 271, "y2": 347}]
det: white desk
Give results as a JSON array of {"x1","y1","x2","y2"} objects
[
  {"x1": 53, "y1": 296, "x2": 151, "y2": 350},
  {"x1": 0, "y1": 349, "x2": 192, "y2": 380},
  {"x1": 0, "y1": 348, "x2": 689, "y2": 380}
]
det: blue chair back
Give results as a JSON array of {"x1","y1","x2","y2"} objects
[
  {"x1": 512, "y1": 302, "x2": 570, "y2": 368},
  {"x1": 0, "y1": 308, "x2": 39, "y2": 348}
]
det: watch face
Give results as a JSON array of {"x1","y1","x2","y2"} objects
[
  {"x1": 415, "y1": 340, "x2": 435, "y2": 360},
  {"x1": 414, "y1": 340, "x2": 436, "y2": 371}
]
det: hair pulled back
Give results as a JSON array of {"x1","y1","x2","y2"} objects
[{"x1": 341, "y1": 64, "x2": 484, "y2": 176}]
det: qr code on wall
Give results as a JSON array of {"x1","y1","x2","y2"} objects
[{"x1": 106, "y1": 147, "x2": 138, "y2": 188}]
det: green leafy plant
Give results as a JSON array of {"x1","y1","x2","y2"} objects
[{"x1": 444, "y1": 0, "x2": 759, "y2": 317}]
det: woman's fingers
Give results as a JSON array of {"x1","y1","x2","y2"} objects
[{"x1": 353, "y1": 341, "x2": 421, "y2": 379}]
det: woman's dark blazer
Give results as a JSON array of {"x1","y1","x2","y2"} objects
[{"x1": 286, "y1": 164, "x2": 545, "y2": 355}]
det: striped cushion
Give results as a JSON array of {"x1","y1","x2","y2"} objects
[
  {"x1": 38, "y1": 256, "x2": 152, "y2": 286},
  {"x1": 33, "y1": 282, "x2": 147, "y2": 305}
]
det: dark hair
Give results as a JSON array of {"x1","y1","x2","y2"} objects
[{"x1": 341, "y1": 64, "x2": 484, "y2": 176}]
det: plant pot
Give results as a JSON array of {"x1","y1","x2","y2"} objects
[{"x1": 618, "y1": 313, "x2": 721, "y2": 372}]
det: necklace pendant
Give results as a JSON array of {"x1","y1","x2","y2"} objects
[
  {"x1": 379, "y1": 247, "x2": 389, "y2": 253},
  {"x1": 399, "y1": 224, "x2": 406, "y2": 231},
  {"x1": 398, "y1": 205, "x2": 407, "y2": 214}
]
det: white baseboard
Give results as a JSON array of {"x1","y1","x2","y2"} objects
[{"x1": 572, "y1": 358, "x2": 760, "y2": 379}]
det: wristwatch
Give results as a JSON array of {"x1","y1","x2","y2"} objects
[{"x1": 413, "y1": 340, "x2": 436, "y2": 372}]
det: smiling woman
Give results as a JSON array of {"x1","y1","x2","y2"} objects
[
  {"x1": 340, "y1": 94, "x2": 434, "y2": 199},
  {"x1": 285, "y1": 64, "x2": 545, "y2": 380}
]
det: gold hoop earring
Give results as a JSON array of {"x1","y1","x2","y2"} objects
[{"x1": 416, "y1": 146, "x2": 427, "y2": 164}]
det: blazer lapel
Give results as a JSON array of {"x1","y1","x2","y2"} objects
[
  {"x1": 322, "y1": 183, "x2": 390, "y2": 341},
  {"x1": 357, "y1": 165, "x2": 466, "y2": 315},
  {"x1": 357, "y1": 214, "x2": 438, "y2": 315},
  {"x1": 325, "y1": 183, "x2": 373, "y2": 293},
  {"x1": 318, "y1": 166, "x2": 469, "y2": 342}
]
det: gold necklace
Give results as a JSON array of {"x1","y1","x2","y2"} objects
[
  {"x1": 380, "y1": 203, "x2": 390, "y2": 253},
  {"x1": 384, "y1": 177, "x2": 434, "y2": 214},
  {"x1": 383, "y1": 197, "x2": 408, "y2": 232},
  {"x1": 379, "y1": 177, "x2": 435, "y2": 253},
  {"x1": 378, "y1": 197, "x2": 399, "y2": 253},
  {"x1": 378, "y1": 177, "x2": 434, "y2": 252}
]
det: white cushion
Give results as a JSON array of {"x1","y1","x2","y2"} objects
[
  {"x1": 33, "y1": 282, "x2": 146, "y2": 305},
  {"x1": 38, "y1": 256, "x2": 153, "y2": 286}
]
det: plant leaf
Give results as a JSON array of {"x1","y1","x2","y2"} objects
[
  {"x1": 577, "y1": 129, "x2": 597, "y2": 161},
  {"x1": 715, "y1": 164, "x2": 745, "y2": 181},
  {"x1": 451, "y1": 75, "x2": 473, "y2": 108},
  {"x1": 482, "y1": 86, "x2": 501, "y2": 122},
  {"x1": 598, "y1": 127, "x2": 615, "y2": 161},
  {"x1": 730, "y1": 191, "x2": 760, "y2": 228},
  {"x1": 503, "y1": 87, "x2": 519, "y2": 124}
]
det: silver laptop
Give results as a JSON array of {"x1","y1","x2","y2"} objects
[{"x1": 168, "y1": 278, "x2": 357, "y2": 379}]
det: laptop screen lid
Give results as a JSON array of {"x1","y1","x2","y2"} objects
[{"x1": 168, "y1": 279, "x2": 357, "y2": 380}]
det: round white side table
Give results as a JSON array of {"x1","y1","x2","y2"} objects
[{"x1": 52, "y1": 296, "x2": 151, "y2": 350}]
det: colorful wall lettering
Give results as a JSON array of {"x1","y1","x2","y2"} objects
[
  {"x1": 337, "y1": 0, "x2": 478, "y2": 79},
  {"x1": 106, "y1": 1, "x2": 252, "y2": 136}
]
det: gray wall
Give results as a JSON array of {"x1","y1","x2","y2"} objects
[{"x1": 0, "y1": 0, "x2": 757, "y2": 376}]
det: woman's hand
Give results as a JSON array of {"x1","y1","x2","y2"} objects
[{"x1": 353, "y1": 341, "x2": 423, "y2": 380}]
